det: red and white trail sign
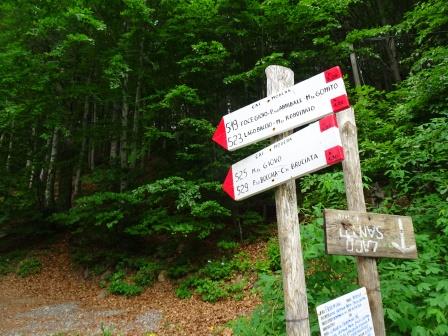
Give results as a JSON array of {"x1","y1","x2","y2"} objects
[
  {"x1": 222, "y1": 114, "x2": 344, "y2": 200},
  {"x1": 212, "y1": 66, "x2": 350, "y2": 151}
]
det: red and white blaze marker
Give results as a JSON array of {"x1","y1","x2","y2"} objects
[
  {"x1": 222, "y1": 115, "x2": 344, "y2": 201},
  {"x1": 213, "y1": 66, "x2": 349, "y2": 151}
]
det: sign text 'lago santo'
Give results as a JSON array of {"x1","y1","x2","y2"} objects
[{"x1": 324, "y1": 209, "x2": 417, "y2": 259}]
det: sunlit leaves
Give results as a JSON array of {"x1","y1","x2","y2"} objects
[{"x1": 105, "y1": 54, "x2": 131, "y2": 89}]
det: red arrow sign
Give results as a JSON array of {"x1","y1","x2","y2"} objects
[
  {"x1": 213, "y1": 66, "x2": 349, "y2": 151},
  {"x1": 222, "y1": 114, "x2": 344, "y2": 200}
]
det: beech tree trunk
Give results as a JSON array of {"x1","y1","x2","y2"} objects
[
  {"x1": 89, "y1": 101, "x2": 97, "y2": 170},
  {"x1": 72, "y1": 97, "x2": 89, "y2": 204},
  {"x1": 130, "y1": 39, "x2": 144, "y2": 169},
  {"x1": 45, "y1": 127, "x2": 59, "y2": 208},
  {"x1": 120, "y1": 75, "x2": 129, "y2": 192},
  {"x1": 27, "y1": 127, "x2": 36, "y2": 189},
  {"x1": 5, "y1": 120, "x2": 14, "y2": 172},
  {"x1": 377, "y1": 0, "x2": 401, "y2": 83},
  {"x1": 110, "y1": 104, "x2": 118, "y2": 163}
]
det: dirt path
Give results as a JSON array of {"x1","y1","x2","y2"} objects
[{"x1": 0, "y1": 241, "x2": 260, "y2": 335}]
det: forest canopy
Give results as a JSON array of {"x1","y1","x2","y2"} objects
[{"x1": 0, "y1": 0, "x2": 447, "y2": 334}]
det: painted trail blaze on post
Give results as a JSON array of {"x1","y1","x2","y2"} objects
[
  {"x1": 222, "y1": 114, "x2": 344, "y2": 200},
  {"x1": 211, "y1": 119, "x2": 227, "y2": 150},
  {"x1": 212, "y1": 66, "x2": 350, "y2": 151},
  {"x1": 324, "y1": 66, "x2": 343, "y2": 82}
]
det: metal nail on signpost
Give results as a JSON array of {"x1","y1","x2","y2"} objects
[
  {"x1": 212, "y1": 66, "x2": 350, "y2": 151},
  {"x1": 222, "y1": 115, "x2": 344, "y2": 201}
]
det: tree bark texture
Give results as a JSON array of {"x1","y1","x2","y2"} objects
[
  {"x1": 120, "y1": 75, "x2": 129, "y2": 192},
  {"x1": 110, "y1": 104, "x2": 118, "y2": 163},
  {"x1": 337, "y1": 107, "x2": 386, "y2": 336},
  {"x1": 266, "y1": 65, "x2": 311, "y2": 336},
  {"x1": 72, "y1": 97, "x2": 89, "y2": 204},
  {"x1": 45, "y1": 126, "x2": 59, "y2": 208},
  {"x1": 89, "y1": 101, "x2": 97, "y2": 171}
]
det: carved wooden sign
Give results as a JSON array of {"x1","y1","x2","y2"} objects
[{"x1": 324, "y1": 209, "x2": 417, "y2": 259}]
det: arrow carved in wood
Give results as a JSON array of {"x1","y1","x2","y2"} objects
[{"x1": 391, "y1": 218, "x2": 416, "y2": 253}]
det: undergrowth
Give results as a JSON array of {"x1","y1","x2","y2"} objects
[{"x1": 175, "y1": 251, "x2": 254, "y2": 302}]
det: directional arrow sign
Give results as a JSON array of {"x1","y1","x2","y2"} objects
[
  {"x1": 324, "y1": 209, "x2": 417, "y2": 259},
  {"x1": 223, "y1": 114, "x2": 344, "y2": 201},
  {"x1": 212, "y1": 66, "x2": 350, "y2": 151}
]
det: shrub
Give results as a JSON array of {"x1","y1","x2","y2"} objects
[
  {"x1": 195, "y1": 279, "x2": 227, "y2": 302},
  {"x1": 266, "y1": 238, "x2": 281, "y2": 271},
  {"x1": 167, "y1": 264, "x2": 192, "y2": 279},
  {"x1": 230, "y1": 252, "x2": 251, "y2": 272},
  {"x1": 107, "y1": 271, "x2": 143, "y2": 296},
  {"x1": 133, "y1": 262, "x2": 160, "y2": 287},
  {"x1": 230, "y1": 273, "x2": 285, "y2": 336},
  {"x1": 199, "y1": 260, "x2": 233, "y2": 280},
  {"x1": 217, "y1": 240, "x2": 239, "y2": 251},
  {"x1": 16, "y1": 257, "x2": 42, "y2": 277},
  {"x1": 0, "y1": 250, "x2": 26, "y2": 275}
]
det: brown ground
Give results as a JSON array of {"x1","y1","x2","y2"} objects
[{"x1": 0, "y1": 241, "x2": 263, "y2": 336}]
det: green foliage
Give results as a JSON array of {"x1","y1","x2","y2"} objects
[
  {"x1": 16, "y1": 257, "x2": 42, "y2": 278},
  {"x1": 107, "y1": 270, "x2": 143, "y2": 297},
  {"x1": 167, "y1": 263, "x2": 194, "y2": 279},
  {"x1": 0, "y1": 250, "x2": 27, "y2": 275},
  {"x1": 266, "y1": 238, "x2": 281, "y2": 272},
  {"x1": 175, "y1": 251, "x2": 252, "y2": 302},
  {"x1": 200, "y1": 260, "x2": 234, "y2": 280},
  {"x1": 1, "y1": 0, "x2": 447, "y2": 334},
  {"x1": 53, "y1": 177, "x2": 230, "y2": 243},
  {"x1": 100, "y1": 323, "x2": 116, "y2": 336},
  {"x1": 175, "y1": 276, "x2": 195, "y2": 299},
  {"x1": 230, "y1": 273, "x2": 285, "y2": 336},
  {"x1": 194, "y1": 279, "x2": 228, "y2": 302},
  {"x1": 380, "y1": 233, "x2": 448, "y2": 335},
  {"x1": 177, "y1": 275, "x2": 248, "y2": 303},
  {"x1": 133, "y1": 262, "x2": 160, "y2": 287},
  {"x1": 217, "y1": 240, "x2": 239, "y2": 251}
]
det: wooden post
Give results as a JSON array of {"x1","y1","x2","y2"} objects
[
  {"x1": 337, "y1": 107, "x2": 386, "y2": 335},
  {"x1": 266, "y1": 65, "x2": 310, "y2": 336}
]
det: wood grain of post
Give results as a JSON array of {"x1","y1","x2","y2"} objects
[
  {"x1": 266, "y1": 65, "x2": 311, "y2": 336},
  {"x1": 337, "y1": 107, "x2": 386, "y2": 336}
]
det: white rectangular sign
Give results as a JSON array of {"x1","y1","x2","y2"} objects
[
  {"x1": 317, "y1": 287, "x2": 375, "y2": 336},
  {"x1": 222, "y1": 115, "x2": 344, "y2": 200},
  {"x1": 212, "y1": 66, "x2": 349, "y2": 151}
]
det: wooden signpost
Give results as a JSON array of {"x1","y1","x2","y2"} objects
[
  {"x1": 212, "y1": 66, "x2": 349, "y2": 151},
  {"x1": 265, "y1": 65, "x2": 310, "y2": 336},
  {"x1": 222, "y1": 115, "x2": 344, "y2": 201},
  {"x1": 336, "y1": 107, "x2": 387, "y2": 335},
  {"x1": 213, "y1": 64, "x2": 416, "y2": 336},
  {"x1": 213, "y1": 66, "x2": 351, "y2": 336},
  {"x1": 324, "y1": 209, "x2": 417, "y2": 259}
]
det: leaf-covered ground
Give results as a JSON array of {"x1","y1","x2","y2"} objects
[{"x1": 0, "y1": 240, "x2": 262, "y2": 335}]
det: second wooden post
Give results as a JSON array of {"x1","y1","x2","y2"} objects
[{"x1": 337, "y1": 107, "x2": 386, "y2": 335}]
